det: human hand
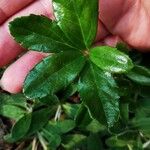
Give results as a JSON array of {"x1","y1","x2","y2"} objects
[{"x1": 0, "y1": 0, "x2": 150, "y2": 94}]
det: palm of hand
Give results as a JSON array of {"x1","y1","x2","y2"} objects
[{"x1": 0, "y1": 0, "x2": 149, "y2": 93}]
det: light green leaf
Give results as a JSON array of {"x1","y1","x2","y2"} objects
[
  {"x1": 63, "y1": 103, "x2": 80, "y2": 119},
  {"x1": 78, "y1": 62, "x2": 120, "y2": 127},
  {"x1": 62, "y1": 134, "x2": 87, "y2": 149},
  {"x1": 53, "y1": 0, "x2": 98, "y2": 49},
  {"x1": 24, "y1": 51, "x2": 86, "y2": 99},
  {"x1": 89, "y1": 46, "x2": 133, "y2": 73},
  {"x1": 44, "y1": 120, "x2": 75, "y2": 135},
  {"x1": 0, "y1": 105, "x2": 25, "y2": 120}
]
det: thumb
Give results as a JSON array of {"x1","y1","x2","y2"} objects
[
  {"x1": 99, "y1": 0, "x2": 150, "y2": 51},
  {"x1": 99, "y1": 0, "x2": 136, "y2": 29}
]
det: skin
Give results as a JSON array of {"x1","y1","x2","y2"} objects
[{"x1": 0, "y1": 0, "x2": 150, "y2": 93}]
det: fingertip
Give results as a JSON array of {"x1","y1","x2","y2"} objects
[
  {"x1": 104, "y1": 35, "x2": 122, "y2": 47},
  {"x1": 0, "y1": 51, "x2": 47, "y2": 94}
]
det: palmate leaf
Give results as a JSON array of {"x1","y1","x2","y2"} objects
[
  {"x1": 24, "y1": 51, "x2": 86, "y2": 99},
  {"x1": 10, "y1": 0, "x2": 121, "y2": 128},
  {"x1": 53, "y1": 0, "x2": 98, "y2": 49},
  {"x1": 9, "y1": 0, "x2": 98, "y2": 52},
  {"x1": 78, "y1": 62, "x2": 120, "y2": 127}
]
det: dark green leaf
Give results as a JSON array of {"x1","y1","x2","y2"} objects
[
  {"x1": 116, "y1": 42, "x2": 130, "y2": 54},
  {"x1": 75, "y1": 104, "x2": 92, "y2": 128},
  {"x1": 27, "y1": 107, "x2": 55, "y2": 136},
  {"x1": 4, "y1": 114, "x2": 31, "y2": 143},
  {"x1": 78, "y1": 62, "x2": 120, "y2": 127},
  {"x1": 87, "y1": 134, "x2": 103, "y2": 150},
  {"x1": 132, "y1": 117, "x2": 150, "y2": 136},
  {"x1": 89, "y1": 46, "x2": 133, "y2": 73},
  {"x1": 9, "y1": 15, "x2": 78, "y2": 53},
  {"x1": 120, "y1": 103, "x2": 129, "y2": 123},
  {"x1": 24, "y1": 51, "x2": 86, "y2": 99},
  {"x1": 39, "y1": 95, "x2": 60, "y2": 106},
  {"x1": 53, "y1": 0, "x2": 98, "y2": 49},
  {"x1": 106, "y1": 131, "x2": 139, "y2": 148},
  {"x1": 75, "y1": 104, "x2": 105, "y2": 133},
  {"x1": 11, "y1": 114, "x2": 31, "y2": 141},
  {"x1": 126, "y1": 65, "x2": 150, "y2": 86}
]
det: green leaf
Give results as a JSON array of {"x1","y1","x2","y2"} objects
[
  {"x1": 0, "y1": 94, "x2": 27, "y2": 120},
  {"x1": 89, "y1": 46, "x2": 133, "y2": 73},
  {"x1": 0, "y1": 93, "x2": 27, "y2": 108},
  {"x1": 53, "y1": 0, "x2": 98, "y2": 49},
  {"x1": 78, "y1": 62, "x2": 120, "y2": 127},
  {"x1": 62, "y1": 134, "x2": 87, "y2": 149},
  {"x1": 0, "y1": 105, "x2": 25, "y2": 120},
  {"x1": 27, "y1": 107, "x2": 55, "y2": 136},
  {"x1": 75, "y1": 104, "x2": 105, "y2": 133},
  {"x1": 120, "y1": 103, "x2": 129, "y2": 123},
  {"x1": 106, "y1": 131, "x2": 140, "y2": 149},
  {"x1": 75, "y1": 105, "x2": 92, "y2": 129},
  {"x1": 126, "y1": 65, "x2": 150, "y2": 86},
  {"x1": 24, "y1": 51, "x2": 86, "y2": 99},
  {"x1": 11, "y1": 114, "x2": 31, "y2": 142},
  {"x1": 56, "y1": 120, "x2": 76, "y2": 134},
  {"x1": 132, "y1": 117, "x2": 150, "y2": 136},
  {"x1": 45, "y1": 120, "x2": 76, "y2": 135},
  {"x1": 9, "y1": 0, "x2": 98, "y2": 53},
  {"x1": 9, "y1": 15, "x2": 79, "y2": 53},
  {"x1": 87, "y1": 134, "x2": 103, "y2": 150},
  {"x1": 41, "y1": 131, "x2": 61, "y2": 150},
  {"x1": 63, "y1": 103, "x2": 80, "y2": 119},
  {"x1": 41, "y1": 120, "x2": 75, "y2": 149}
]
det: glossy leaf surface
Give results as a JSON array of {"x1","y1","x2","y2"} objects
[
  {"x1": 53, "y1": 0, "x2": 98, "y2": 49},
  {"x1": 90, "y1": 46, "x2": 133, "y2": 73},
  {"x1": 78, "y1": 62, "x2": 120, "y2": 127},
  {"x1": 24, "y1": 51, "x2": 86, "y2": 99},
  {"x1": 9, "y1": 15, "x2": 78, "y2": 53}
]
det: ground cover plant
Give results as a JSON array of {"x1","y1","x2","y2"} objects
[{"x1": 0, "y1": 0, "x2": 150, "y2": 149}]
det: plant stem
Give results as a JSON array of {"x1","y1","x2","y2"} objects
[{"x1": 54, "y1": 105, "x2": 62, "y2": 121}]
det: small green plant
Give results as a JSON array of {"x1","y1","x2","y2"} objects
[{"x1": 0, "y1": 0, "x2": 150, "y2": 149}]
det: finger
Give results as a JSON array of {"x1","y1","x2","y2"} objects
[
  {"x1": 103, "y1": 35, "x2": 122, "y2": 47},
  {"x1": 0, "y1": 51, "x2": 47, "y2": 93},
  {"x1": 0, "y1": 0, "x2": 35, "y2": 24},
  {"x1": 95, "y1": 35, "x2": 121, "y2": 47},
  {"x1": 0, "y1": 0, "x2": 53, "y2": 67},
  {"x1": 99, "y1": 0, "x2": 150, "y2": 51},
  {"x1": 95, "y1": 20, "x2": 109, "y2": 42},
  {"x1": 99, "y1": 0, "x2": 136, "y2": 30}
]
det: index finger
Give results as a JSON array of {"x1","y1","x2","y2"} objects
[{"x1": 0, "y1": 0, "x2": 35, "y2": 24}]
